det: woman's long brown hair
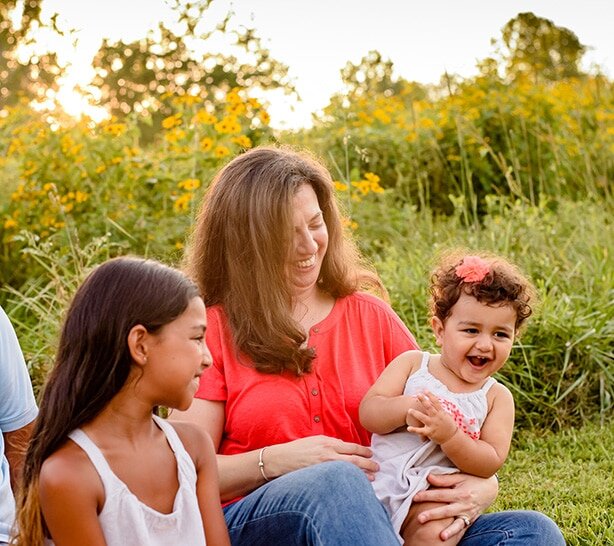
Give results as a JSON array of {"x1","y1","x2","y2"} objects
[
  {"x1": 12, "y1": 257, "x2": 199, "y2": 545},
  {"x1": 184, "y1": 146, "x2": 384, "y2": 375}
]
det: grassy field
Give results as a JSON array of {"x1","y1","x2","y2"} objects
[{"x1": 495, "y1": 419, "x2": 613, "y2": 545}]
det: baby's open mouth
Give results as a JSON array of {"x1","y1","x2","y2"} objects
[{"x1": 468, "y1": 356, "x2": 489, "y2": 367}]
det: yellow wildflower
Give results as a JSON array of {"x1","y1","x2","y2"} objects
[
  {"x1": 200, "y1": 137, "x2": 214, "y2": 152},
  {"x1": 193, "y1": 110, "x2": 217, "y2": 125},
  {"x1": 173, "y1": 193, "x2": 192, "y2": 213},
  {"x1": 226, "y1": 101, "x2": 246, "y2": 116},
  {"x1": 164, "y1": 128, "x2": 186, "y2": 143},
  {"x1": 175, "y1": 241, "x2": 185, "y2": 250},
  {"x1": 231, "y1": 135, "x2": 252, "y2": 149},
  {"x1": 75, "y1": 191, "x2": 89, "y2": 203},
  {"x1": 95, "y1": 164, "x2": 107, "y2": 174},
  {"x1": 103, "y1": 123, "x2": 127, "y2": 136},
  {"x1": 215, "y1": 116, "x2": 241, "y2": 135},
  {"x1": 364, "y1": 172, "x2": 384, "y2": 193},
  {"x1": 334, "y1": 181, "x2": 348, "y2": 192},
  {"x1": 3, "y1": 218, "x2": 17, "y2": 229},
  {"x1": 214, "y1": 145, "x2": 230, "y2": 158},
  {"x1": 373, "y1": 109, "x2": 391, "y2": 124},
  {"x1": 162, "y1": 114, "x2": 182, "y2": 129},
  {"x1": 178, "y1": 178, "x2": 201, "y2": 191},
  {"x1": 258, "y1": 110, "x2": 271, "y2": 125},
  {"x1": 351, "y1": 180, "x2": 371, "y2": 196}
]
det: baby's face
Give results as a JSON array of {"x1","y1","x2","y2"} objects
[{"x1": 432, "y1": 293, "x2": 516, "y2": 385}]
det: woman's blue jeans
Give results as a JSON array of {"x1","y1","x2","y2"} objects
[{"x1": 223, "y1": 461, "x2": 565, "y2": 545}]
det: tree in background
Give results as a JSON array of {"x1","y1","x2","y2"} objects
[
  {"x1": 498, "y1": 12, "x2": 586, "y2": 82},
  {"x1": 88, "y1": 0, "x2": 293, "y2": 136},
  {"x1": 0, "y1": 0, "x2": 63, "y2": 108}
]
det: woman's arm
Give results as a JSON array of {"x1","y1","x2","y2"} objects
[
  {"x1": 39, "y1": 446, "x2": 107, "y2": 546},
  {"x1": 407, "y1": 386, "x2": 515, "y2": 477},
  {"x1": 171, "y1": 399, "x2": 378, "y2": 501},
  {"x1": 359, "y1": 350, "x2": 422, "y2": 434}
]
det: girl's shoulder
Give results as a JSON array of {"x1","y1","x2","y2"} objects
[
  {"x1": 39, "y1": 438, "x2": 104, "y2": 509},
  {"x1": 164, "y1": 420, "x2": 216, "y2": 468}
]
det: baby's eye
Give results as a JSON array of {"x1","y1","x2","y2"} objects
[
  {"x1": 463, "y1": 328, "x2": 479, "y2": 334},
  {"x1": 494, "y1": 331, "x2": 511, "y2": 339}
]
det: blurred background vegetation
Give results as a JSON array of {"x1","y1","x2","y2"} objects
[
  {"x1": 1, "y1": 0, "x2": 612, "y2": 516},
  {"x1": 1, "y1": 0, "x2": 611, "y2": 428},
  {"x1": 1, "y1": 2, "x2": 612, "y2": 541}
]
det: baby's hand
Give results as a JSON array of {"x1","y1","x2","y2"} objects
[
  {"x1": 406, "y1": 391, "x2": 458, "y2": 444},
  {"x1": 405, "y1": 394, "x2": 425, "y2": 428}
]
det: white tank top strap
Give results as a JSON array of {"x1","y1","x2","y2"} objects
[
  {"x1": 68, "y1": 428, "x2": 119, "y2": 491},
  {"x1": 419, "y1": 351, "x2": 430, "y2": 369},
  {"x1": 481, "y1": 376, "x2": 498, "y2": 392},
  {"x1": 152, "y1": 414, "x2": 182, "y2": 454},
  {"x1": 152, "y1": 415, "x2": 198, "y2": 489}
]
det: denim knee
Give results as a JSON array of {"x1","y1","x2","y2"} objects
[{"x1": 461, "y1": 510, "x2": 565, "y2": 546}]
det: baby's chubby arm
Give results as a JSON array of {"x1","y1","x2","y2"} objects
[
  {"x1": 359, "y1": 350, "x2": 423, "y2": 434},
  {"x1": 407, "y1": 385, "x2": 515, "y2": 477}
]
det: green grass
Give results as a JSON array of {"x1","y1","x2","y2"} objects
[{"x1": 494, "y1": 419, "x2": 614, "y2": 545}]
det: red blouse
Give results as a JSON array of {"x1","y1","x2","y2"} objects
[{"x1": 195, "y1": 292, "x2": 419, "y2": 453}]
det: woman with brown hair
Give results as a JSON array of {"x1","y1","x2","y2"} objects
[{"x1": 172, "y1": 146, "x2": 563, "y2": 545}]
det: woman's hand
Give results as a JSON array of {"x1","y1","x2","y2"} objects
[
  {"x1": 268, "y1": 435, "x2": 379, "y2": 480},
  {"x1": 412, "y1": 472, "x2": 499, "y2": 541}
]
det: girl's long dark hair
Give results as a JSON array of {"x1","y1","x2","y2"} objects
[{"x1": 13, "y1": 257, "x2": 199, "y2": 545}]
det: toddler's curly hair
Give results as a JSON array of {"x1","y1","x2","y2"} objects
[{"x1": 429, "y1": 251, "x2": 536, "y2": 332}]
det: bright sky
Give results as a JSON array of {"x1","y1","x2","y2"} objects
[{"x1": 41, "y1": 0, "x2": 614, "y2": 129}]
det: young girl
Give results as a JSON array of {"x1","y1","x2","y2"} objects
[
  {"x1": 360, "y1": 253, "x2": 535, "y2": 546},
  {"x1": 12, "y1": 257, "x2": 230, "y2": 546}
]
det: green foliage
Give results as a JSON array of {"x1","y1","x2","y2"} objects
[
  {"x1": 88, "y1": 0, "x2": 293, "y2": 139},
  {"x1": 495, "y1": 419, "x2": 614, "y2": 545},
  {"x1": 300, "y1": 66, "x2": 613, "y2": 215},
  {"x1": 0, "y1": 91, "x2": 274, "y2": 287},
  {"x1": 0, "y1": 0, "x2": 64, "y2": 107},
  {"x1": 498, "y1": 12, "x2": 586, "y2": 82},
  {"x1": 354, "y1": 193, "x2": 613, "y2": 429}
]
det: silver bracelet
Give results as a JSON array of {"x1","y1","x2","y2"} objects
[{"x1": 258, "y1": 447, "x2": 270, "y2": 482}]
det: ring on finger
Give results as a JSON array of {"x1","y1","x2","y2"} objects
[{"x1": 455, "y1": 514, "x2": 471, "y2": 528}]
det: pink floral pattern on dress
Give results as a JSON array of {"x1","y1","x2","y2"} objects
[{"x1": 439, "y1": 398, "x2": 481, "y2": 440}]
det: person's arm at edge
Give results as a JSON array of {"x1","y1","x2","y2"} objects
[{"x1": 3, "y1": 420, "x2": 35, "y2": 494}]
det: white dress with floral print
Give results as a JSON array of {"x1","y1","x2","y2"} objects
[{"x1": 370, "y1": 351, "x2": 496, "y2": 541}]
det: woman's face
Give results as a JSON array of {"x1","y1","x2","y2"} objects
[{"x1": 288, "y1": 184, "x2": 329, "y2": 298}]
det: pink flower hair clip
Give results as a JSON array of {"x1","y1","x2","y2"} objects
[{"x1": 455, "y1": 256, "x2": 490, "y2": 283}]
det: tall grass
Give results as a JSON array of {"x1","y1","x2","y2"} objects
[{"x1": 350, "y1": 194, "x2": 613, "y2": 428}]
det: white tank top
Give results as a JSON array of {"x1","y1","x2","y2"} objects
[{"x1": 67, "y1": 415, "x2": 206, "y2": 545}]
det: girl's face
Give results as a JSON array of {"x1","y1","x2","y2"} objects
[
  {"x1": 432, "y1": 293, "x2": 516, "y2": 385},
  {"x1": 288, "y1": 183, "x2": 329, "y2": 298},
  {"x1": 146, "y1": 296, "x2": 212, "y2": 410}
]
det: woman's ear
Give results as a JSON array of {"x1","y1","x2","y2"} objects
[
  {"x1": 127, "y1": 324, "x2": 149, "y2": 367},
  {"x1": 431, "y1": 316, "x2": 445, "y2": 347}
]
